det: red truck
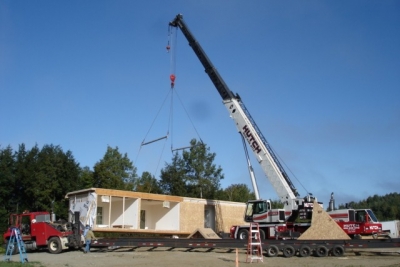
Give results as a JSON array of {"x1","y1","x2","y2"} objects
[{"x1": 3, "y1": 210, "x2": 83, "y2": 254}]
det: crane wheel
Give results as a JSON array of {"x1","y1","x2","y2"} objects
[{"x1": 238, "y1": 229, "x2": 249, "y2": 240}]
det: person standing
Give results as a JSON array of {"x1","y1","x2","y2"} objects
[{"x1": 83, "y1": 225, "x2": 96, "y2": 253}]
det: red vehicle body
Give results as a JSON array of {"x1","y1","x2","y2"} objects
[
  {"x1": 3, "y1": 211, "x2": 83, "y2": 254},
  {"x1": 328, "y1": 208, "x2": 383, "y2": 238}
]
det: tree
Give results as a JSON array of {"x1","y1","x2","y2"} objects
[
  {"x1": 159, "y1": 139, "x2": 224, "y2": 199},
  {"x1": 78, "y1": 166, "x2": 94, "y2": 189},
  {"x1": 159, "y1": 153, "x2": 187, "y2": 196},
  {"x1": 92, "y1": 146, "x2": 137, "y2": 190},
  {"x1": 135, "y1": 171, "x2": 162, "y2": 194},
  {"x1": 0, "y1": 146, "x2": 16, "y2": 235},
  {"x1": 222, "y1": 184, "x2": 255, "y2": 202}
]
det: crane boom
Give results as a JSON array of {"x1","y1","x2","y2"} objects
[{"x1": 169, "y1": 14, "x2": 301, "y2": 211}]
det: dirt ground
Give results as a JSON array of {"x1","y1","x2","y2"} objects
[{"x1": 10, "y1": 247, "x2": 400, "y2": 267}]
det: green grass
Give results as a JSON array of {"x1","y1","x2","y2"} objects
[{"x1": 0, "y1": 261, "x2": 44, "y2": 267}]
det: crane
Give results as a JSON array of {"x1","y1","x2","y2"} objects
[
  {"x1": 169, "y1": 14, "x2": 316, "y2": 225},
  {"x1": 169, "y1": 14, "x2": 384, "y2": 240}
]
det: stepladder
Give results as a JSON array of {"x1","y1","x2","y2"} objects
[
  {"x1": 4, "y1": 227, "x2": 28, "y2": 263},
  {"x1": 246, "y1": 222, "x2": 263, "y2": 263}
]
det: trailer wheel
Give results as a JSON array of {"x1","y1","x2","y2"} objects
[
  {"x1": 238, "y1": 229, "x2": 249, "y2": 240},
  {"x1": 282, "y1": 245, "x2": 296, "y2": 258},
  {"x1": 315, "y1": 245, "x2": 328, "y2": 257},
  {"x1": 48, "y1": 237, "x2": 62, "y2": 254},
  {"x1": 266, "y1": 245, "x2": 279, "y2": 257},
  {"x1": 299, "y1": 245, "x2": 312, "y2": 257},
  {"x1": 331, "y1": 245, "x2": 344, "y2": 257}
]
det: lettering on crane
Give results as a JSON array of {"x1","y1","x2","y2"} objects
[{"x1": 242, "y1": 125, "x2": 262, "y2": 154}]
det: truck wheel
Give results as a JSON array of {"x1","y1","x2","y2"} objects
[
  {"x1": 48, "y1": 237, "x2": 62, "y2": 254},
  {"x1": 331, "y1": 245, "x2": 344, "y2": 257},
  {"x1": 299, "y1": 245, "x2": 312, "y2": 257},
  {"x1": 282, "y1": 245, "x2": 295, "y2": 258},
  {"x1": 5, "y1": 240, "x2": 18, "y2": 255},
  {"x1": 266, "y1": 245, "x2": 279, "y2": 257},
  {"x1": 259, "y1": 229, "x2": 266, "y2": 240},
  {"x1": 238, "y1": 229, "x2": 249, "y2": 240},
  {"x1": 315, "y1": 245, "x2": 328, "y2": 257}
]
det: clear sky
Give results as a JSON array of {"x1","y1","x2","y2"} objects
[{"x1": 1, "y1": 1, "x2": 399, "y2": 207}]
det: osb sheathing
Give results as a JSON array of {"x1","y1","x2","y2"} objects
[
  {"x1": 298, "y1": 200, "x2": 351, "y2": 240},
  {"x1": 180, "y1": 202, "x2": 204, "y2": 232},
  {"x1": 214, "y1": 201, "x2": 246, "y2": 233},
  {"x1": 180, "y1": 201, "x2": 246, "y2": 233}
]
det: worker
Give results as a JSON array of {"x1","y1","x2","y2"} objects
[
  {"x1": 83, "y1": 225, "x2": 96, "y2": 254},
  {"x1": 83, "y1": 224, "x2": 89, "y2": 237}
]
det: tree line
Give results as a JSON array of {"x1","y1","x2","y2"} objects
[
  {"x1": 0, "y1": 139, "x2": 256, "y2": 235},
  {"x1": 1, "y1": 140, "x2": 398, "y2": 238}
]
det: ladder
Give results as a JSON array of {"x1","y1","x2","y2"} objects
[
  {"x1": 246, "y1": 223, "x2": 263, "y2": 263},
  {"x1": 4, "y1": 227, "x2": 28, "y2": 263}
]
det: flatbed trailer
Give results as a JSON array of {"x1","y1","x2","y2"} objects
[{"x1": 91, "y1": 237, "x2": 400, "y2": 258}]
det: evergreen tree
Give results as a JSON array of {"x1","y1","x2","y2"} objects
[
  {"x1": 135, "y1": 171, "x2": 162, "y2": 194},
  {"x1": 222, "y1": 183, "x2": 255, "y2": 202},
  {"x1": 92, "y1": 146, "x2": 137, "y2": 190},
  {"x1": 159, "y1": 139, "x2": 223, "y2": 198}
]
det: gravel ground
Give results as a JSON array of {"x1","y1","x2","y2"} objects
[{"x1": 7, "y1": 247, "x2": 400, "y2": 267}]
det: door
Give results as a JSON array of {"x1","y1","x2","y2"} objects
[{"x1": 204, "y1": 205, "x2": 215, "y2": 231}]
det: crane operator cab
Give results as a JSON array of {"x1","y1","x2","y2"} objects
[{"x1": 244, "y1": 200, "x2": 286, "y2": 223}]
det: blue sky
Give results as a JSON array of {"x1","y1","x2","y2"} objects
[{"x1": 1, "y1": 1, "x2": 399, "y2": 207}]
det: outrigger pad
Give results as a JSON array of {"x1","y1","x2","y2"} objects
[{"x1": 188, "y1": 228, "x2": 221, "y2": 239}]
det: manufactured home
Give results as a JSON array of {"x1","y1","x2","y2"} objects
[{"x1": 65, "y1": 188, "x2": 247, "y2": 236}]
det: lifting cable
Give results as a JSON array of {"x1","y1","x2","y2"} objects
[
  {"x1": 167, "y1": 24, "x2": 203, "y2": 152},
  {"x1": 135, "y1": 25, "x2": 204, "y2": 177},
  {"x1": 271, "y1": 145, "x2": 310, "y2": 196},
  {"x1": 134, "y1": 89, "x2": 171, "y2": 164}
]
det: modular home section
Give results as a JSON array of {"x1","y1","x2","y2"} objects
[{"x1": 65, "y1": 188, "x2": 246, "y2": 235}]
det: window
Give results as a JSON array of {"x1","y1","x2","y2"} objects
[
  {"x1": 97, "y1": 207, "x2": 103, "y2": 225},
  {"x1": 140, "y1": 210, "x2": 146, "y2": 229}
]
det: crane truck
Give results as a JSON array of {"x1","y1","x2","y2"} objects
[
  {"x1": 169, "y1": 14, "x2": 383, "y2": 240},
  {"x1": 3, "y1": 210, "x2": 84, "y2": 254}
]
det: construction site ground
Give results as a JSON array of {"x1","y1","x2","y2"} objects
[{"x1": 11, "y1": 247, "x2": 400, "y2": 267}]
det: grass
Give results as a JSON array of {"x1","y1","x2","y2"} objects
[{"x1": 0, "y1": 261, "x2": 44, "y2": 267}]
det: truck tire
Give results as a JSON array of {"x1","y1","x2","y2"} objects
[
  {"x1": 331, "y1": 245, "x2": 344, "y2": 257},
  {"x1": 266, "y1": 245, "x2": 279, "y2": 257},
  {"x1": 48, "y1": 237, "x2": 62, "y2": 254},
  {"x1": 238, "y1": 229, "x2": 249, "y2": 240},
  {"x1": 282, "y1": 245, "x2": 295, "y2": 258},
  {"x1": 259, "y1": 229, "x2": 266, "y2": 240},
  {"x1": 4, "y1": 240, "x2": 18, "y2": 255},
  {"x1": 315, "y1": 245, "x2": 328, "y2": 257},
  {"x1": 299, "y1": 245, "x2": 312, "y2": 257}
]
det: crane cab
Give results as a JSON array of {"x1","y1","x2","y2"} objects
[{"x1": 244, "y1": 200, "x2": 286, "y2": 223}]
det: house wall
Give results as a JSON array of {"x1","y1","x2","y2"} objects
[
  {"x1": 66, "y1": 188, "x2": 247, "y2": 235},
  {"x1": 140, "y1": 201, "x2": 179, "y2": 230},
  {"x1": 110, "y1": 197, "x2": 124, "y2": 226},
  {"x1": 154, "y1": 202, "x2": 179, "y2": 230},
  {"x1": 124, "y1": 198, "x2": 139, "y2": 228},
  {"x1": 214, "y1": 201, "x2": 247, "y2": 233},
  {"x1": 180, "y1": 201, "x2": 204, "y2": 232}
]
